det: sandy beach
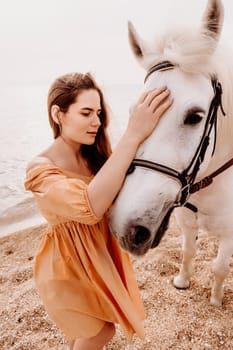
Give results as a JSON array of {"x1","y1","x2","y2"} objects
[{"x1": 1, "y1": 217, "x2": 233, "y2": 350}]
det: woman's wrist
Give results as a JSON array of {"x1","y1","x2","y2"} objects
[{"x1": 122, "y1": 129, "x2": 143, "y2": 149}]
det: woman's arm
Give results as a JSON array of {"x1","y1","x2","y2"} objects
[{"x1": 87, "y1": 87, "x2": 172, "y2": 217}]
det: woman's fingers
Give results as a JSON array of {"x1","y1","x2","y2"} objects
[
  {"x1": 149, "y1": 89, "x2": 172, "y2": 113},
  {"x1": 143, "y1": 87, "x2": 168, "y2": 106},
  {"x1": 136, "y1": 86, "x2": 167, "y2": 105},
  {"x1": 127, "y1": 86, "x2": 173, "y2": 144},
  {"x1": 152, "y1": 98, "x2": 173, "y2": 121},
  {"x1": 131, "y1": 87, "x2": 172, "y2": 122},
  {"x1": 136, "y1": 90, "x2": 150, "y2": 104}
]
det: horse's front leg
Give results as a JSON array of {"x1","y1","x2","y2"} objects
[
  {"x1": 173, "y1": 208, "x2": 198, "y2": 289},
  {"x1": 210, "y1": 238, "x2": 233, "y2": 306},
  {"x1": 173, "y1": 228, "x2": 198, "y2": 288}
]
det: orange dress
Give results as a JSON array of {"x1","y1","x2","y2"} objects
[{"x1": 24, "y1": 164, "x2": 145, "y2": 341}]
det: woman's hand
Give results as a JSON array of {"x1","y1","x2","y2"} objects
[{"x1": 126, "y1": 87, "x2": 172, "y2": 144}]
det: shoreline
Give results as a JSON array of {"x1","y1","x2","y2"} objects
[
  {"x1": 0, "y1": 215, "x2": 46, "y2": 238},
  {"x1": 0, "y1": 195, "x2": 45, "y2": 238}
]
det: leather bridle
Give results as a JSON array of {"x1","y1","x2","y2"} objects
[{"x1": 127, "y1": 61, "x2": 233, "y2": 212}]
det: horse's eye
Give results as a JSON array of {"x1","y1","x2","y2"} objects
[{"x1": 184, "y1": 113, "x2": 203, "y2": 125}]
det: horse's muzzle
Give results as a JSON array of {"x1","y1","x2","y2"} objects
[
  {"x1": 119, "y1": 224, "x2": 152, "y2": 256},
  {"x1": 118, "y1": 207, "x2": 174, "y2": 256}
]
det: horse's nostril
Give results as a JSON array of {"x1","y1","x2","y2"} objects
[{"x1": 134, "y1": 226, "x2": 150, "y2": 246}]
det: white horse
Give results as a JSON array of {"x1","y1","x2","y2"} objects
[{"x1": 110, "y1": 0, "x2": 233, "y2": 306}]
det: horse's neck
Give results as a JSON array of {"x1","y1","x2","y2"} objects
[
  {"x1": 204, "y1": 119, "x2": 233, "y2": 177},
  {"x1": 208, "y1": 53, "x2": 233, "y2": 172}
]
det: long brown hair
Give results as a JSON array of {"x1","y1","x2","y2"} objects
[{"x1": 47, "y1": 72, "x2": 112, "y2": 174}]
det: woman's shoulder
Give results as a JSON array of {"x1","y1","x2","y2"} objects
[
  {"x1": 24, "y1": 154, "x2": 61, "y2": 191},
  {"x1": 26, "y1": 155, "x2": 55, "y2": 173}
]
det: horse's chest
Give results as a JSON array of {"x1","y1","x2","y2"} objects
[
  {"x1": 195, "y1": 204, "x2": 233, "y2": 237},
  {"x1": 192, "y1": 181, "x2": 233, "y2": 236}
]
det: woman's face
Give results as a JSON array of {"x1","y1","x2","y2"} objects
[{"x1": 60, "y1": 89, "x2": 102, "y2": 145}]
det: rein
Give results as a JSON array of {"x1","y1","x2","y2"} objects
[{"x1": 127, "y1": 61, "x2": 233, "y2": 212}]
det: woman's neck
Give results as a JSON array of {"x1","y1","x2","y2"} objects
[
  {"x1": 45, "y1": 136, "x2": 92, "y2": 176},
  {"x1": 59, "y1": 135, "x2": 81, "y2": 154}
]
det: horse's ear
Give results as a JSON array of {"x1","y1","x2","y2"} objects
[
  {"x1": 202, "y1": 0, "x2": 224, "y2": 39},
  {"x1": 128, "y1": 21, "x2": 145, "y2": 60}
]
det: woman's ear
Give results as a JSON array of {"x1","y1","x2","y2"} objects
[{"x1": 51, "y1": 105, "x2": 61, "y2": 125}]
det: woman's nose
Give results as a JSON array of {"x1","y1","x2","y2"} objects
[{"x1": 92, "y1": 114, "x2": 101, "y2": 126}]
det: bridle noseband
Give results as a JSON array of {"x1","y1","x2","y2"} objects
[{"x1": 127, "y1": 61, "x2": 233, "y2": 212}]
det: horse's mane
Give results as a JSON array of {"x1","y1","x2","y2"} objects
[{"x1": 142, "y1": 24, "x2": 233, "y2": 156}]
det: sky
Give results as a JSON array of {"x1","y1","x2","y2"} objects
[{"x1": 1, "y1": 0, "x2": 233, "y2": 86}]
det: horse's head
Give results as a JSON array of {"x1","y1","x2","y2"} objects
[{"x1": 110, "y1": 0, "x2": 227, "y2": 255}]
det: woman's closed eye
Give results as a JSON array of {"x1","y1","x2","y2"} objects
[
  {"x1": 80, "y1": 109, "x2": 102, "y2": 118},
  {"x1": 81, "y1": 112, "x2": 91, "y2": 117}
]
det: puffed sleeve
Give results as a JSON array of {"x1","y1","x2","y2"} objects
[{"x1": 24, "y1": 164, "x2": 102, "y2": 225}]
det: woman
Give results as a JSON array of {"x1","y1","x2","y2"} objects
[{"x1": 24, "y1": 72, "x2": 172, "y2": 350}]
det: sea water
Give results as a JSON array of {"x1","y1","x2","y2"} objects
[{"x1": 0, "y1": 83, "x2": 142, "y2": 236}]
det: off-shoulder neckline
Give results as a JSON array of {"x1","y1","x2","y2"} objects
[{"x1": 26, "y1": 163, "x2": 93, "y2": 179}]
